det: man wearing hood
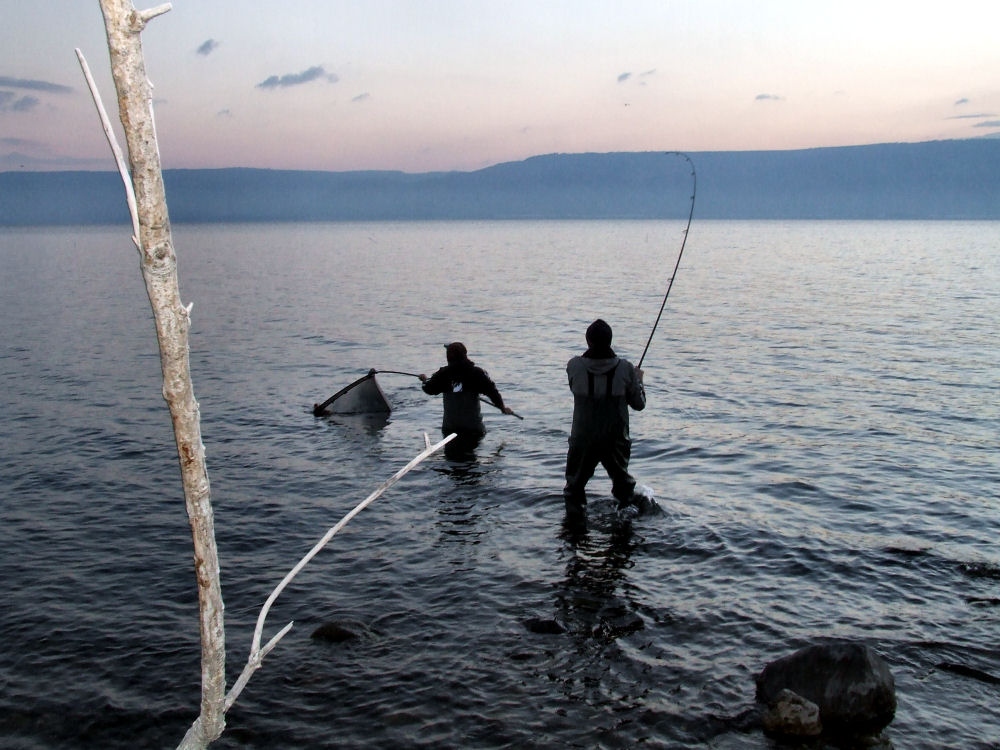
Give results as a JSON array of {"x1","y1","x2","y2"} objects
[
  {"x1": 564, "y1": 319, "x2": 645, "y2": 513},
  {"x1": 420, "y1": 342, "x2": 513, "y2": 449}
]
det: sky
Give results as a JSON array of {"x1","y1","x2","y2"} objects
[{"x1": 2, "y1": 1, "x2": 999, "y2": 173}]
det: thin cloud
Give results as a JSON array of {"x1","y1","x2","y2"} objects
[
  {"x1": 0, "y1": 91, "x2": 40, "y2": 113},
  {"x1": 256, "y1": 66, "x2": 338, "y2": 90},
  {"x1": 351, "y1": 93, "x2": 370, "y2": 103},
  {"x1": 216, "y1": 108, "x2": 233, "y2": 118},
  {"x1": 973, "y1": 120, "x2": 1000, "y2": 128},
  {"x1": 0, "y1": 75, "x2": 73, "y2": 94},
  {"x1": 12, "y1": 95, "x2": 38, "y2": 112},
  {"x1": 197, "y1": 39, "x2": 220, "y2": 56},
  {"x1": 1, "y1": 136, "x2": 41, "y2": 147},
  {"x1": 954, "y1": 97, "x2": 969, "y2": 106},
  {"x1": 618, "y1": 69, "x2": 656, "y2": 87},
  {"x1": 635, "y1": 69, "x2": 656, "y2": 87},
  {"x1": 755, "y1": 93, "x2": 784, "y2": 102},
  {"x1": 0, "y1": 151, "x2": 108, "y2": 170},
  {"x1": 948, "y1": 113, "x2": 996, "y2": 120}
]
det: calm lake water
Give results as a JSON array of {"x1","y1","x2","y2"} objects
[{"x1": 1, "y1": 220, "x2": 998, "y2": 749}]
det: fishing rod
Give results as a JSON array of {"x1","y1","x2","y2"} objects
[{"x1": 637, "y1": 151, "x2": 697, "y2": 370}]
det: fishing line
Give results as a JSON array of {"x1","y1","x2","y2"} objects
[
  {"x1": 374, "y1": 369, "x2": 422, "y2": 378},
  {"x1": 637, "y1": 152, "x2": 697, "y2": 370}
]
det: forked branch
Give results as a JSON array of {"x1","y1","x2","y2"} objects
[{"x1": 224, "y1": 432, "x2": 456, "y2": 711}]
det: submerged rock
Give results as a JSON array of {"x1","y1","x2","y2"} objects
[
  {"x1": 523, "y1": 617, "x2": 567, "y2": 635},
  {"x1": 756, "y1": 641, "x2": 896, "y2": 736},
  {"x1": 311, "y1": 621, "x2": 365, "y2": 643},
  {"x1": 593, "y1": 612, "x2": 644, "y2": 640},
  {"x1": 935, "y1": 661, "x2": 1000, "y2": 685}
]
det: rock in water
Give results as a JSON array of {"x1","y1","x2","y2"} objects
[
  {"x1": 311, "y1": 622, "x2": 361, "y2": 643},
  {"x1": 309, "y1": 620, "x2": 375, "y2": 643},
  {"x1": 755, "y1": 641, "x2": 896, "y2": 735},
  {"x1": 762, "y1": 689, "x2": 822, "y2": 737},
  {"x1": 523, "y1": 617, "x2": 567, "y2": 635}
]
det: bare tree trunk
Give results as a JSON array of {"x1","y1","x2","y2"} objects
[
  {"x1": 86, "y1": 6, "x2": 459, "y2": 749},
  {"x1": 95, "y1": 2, "x2": 226, "y2": 746}
]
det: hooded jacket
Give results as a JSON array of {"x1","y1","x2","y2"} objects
[
  {"x1": 566, "y1": 352, "x2": 645, "y2": 442},
  {"x1": 422, "y1": 359, "x2": 505, "y2": 436}
]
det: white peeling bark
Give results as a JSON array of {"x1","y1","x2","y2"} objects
[{"x1": 92, "y1": 2, "x2": 226, "y2": 747}]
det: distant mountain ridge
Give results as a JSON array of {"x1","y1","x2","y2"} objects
[{"x1": 1, "y1": 139, "x2": 998, "y2": 225}]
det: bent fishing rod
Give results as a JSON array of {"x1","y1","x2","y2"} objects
[{"x1": 637, "y1": 151, "x2": 697, "y2": 371}]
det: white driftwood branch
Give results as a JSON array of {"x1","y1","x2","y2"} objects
[
  {"x1": 75, "y1": 48, "x2": 141, "y2": 247},
  {"x1": 137, "y1": 3, "x2": 172, "y2": 24},
  {"x1": 224, "y1": 432, "x2": 457, "y2": 711},
  {"x1": 93, "y1": 2, "x2": 224, "y2": 748}
]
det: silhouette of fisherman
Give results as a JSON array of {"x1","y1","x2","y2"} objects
[
  {"x1": 420, "y1": 342, "x2": 513, "y2": 457},
  {"x1": 563, "y1": 319, "x2": 645, "y2": 516}
]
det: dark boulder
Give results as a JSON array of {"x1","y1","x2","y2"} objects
[
  {"x1": 761, "y1": 688, "x2": 822, "y2": 737},
  {"x1": 756, "y1": 641, "x2": 896, "y2": 735}
]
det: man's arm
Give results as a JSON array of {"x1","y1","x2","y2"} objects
[
  {"x1": 420, "y1": 368, "x2": 445, "y2": 395},
  {"x1": 476, "y1": 369, "x2": 513, "y2": 413}
]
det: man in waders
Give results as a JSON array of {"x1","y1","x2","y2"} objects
[
  {"x1": 420, "y1": 342, "x2": 513, "y2": 456},
  {"x1": 564, "y1": 319, "x2": 645, "y2": 515}
]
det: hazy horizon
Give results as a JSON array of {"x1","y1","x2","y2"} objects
[
  {"x1": 3, "y1": 135, "x2": 1000, "y2": 176},
  {"x1": 4, "y1": 141, "x2": 999, "y2": 224}
]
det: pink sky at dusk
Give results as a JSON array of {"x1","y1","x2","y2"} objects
[{"x1": 2, "y1": 1, "x2": 999, "y2": 173}]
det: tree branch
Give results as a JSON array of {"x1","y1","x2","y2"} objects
[{"x1": 225, "y1": 432, "x2": 456, "y2": 711}]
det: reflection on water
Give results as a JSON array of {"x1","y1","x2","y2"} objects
[
  {"x1": 321, "y1": 410, "x2": 391, "y2": 436},
  {"x1": 558, "y1": 515, "x2": 641, "y2": 646},
  {"x1": 425, "y1": 428, "x2": 509, "y2": 483}
]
